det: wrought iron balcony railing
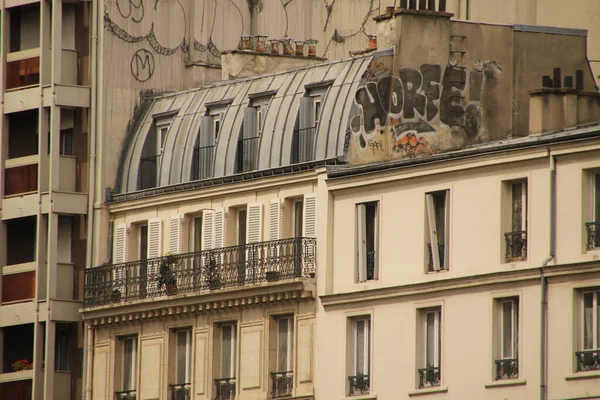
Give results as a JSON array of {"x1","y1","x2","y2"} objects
[
  {"x1": 586, "y1": 222, "x2": 600, "y2": 250},
  {"x1": 115, "y1": 390, "x2": 136, "y2": 400},
  {"x1": 169, "y1": 383, "x2": 191, "y2": 400},
  {"x1": 191, "y1": 145, "x2": 214, "y2": 180},
  {"x1": 237, "y1": 136, "x2": 259, "y2": 173},
  {"x1": 215, "y1": 378, "x2": 236, "y2": 400},
  {"x1": 418, "y1": 367, "x2": 441, "y2": 388},
  {"x1": 348, "y1": 374, "x2": 370, "y2": 396},
  {"x1": 139, "y1": 154, "x2": 160, "y2": 189},
  {"x1": 366, "y1": 251, "x2": 376, "y2": 280},
  {"x1": 84, "y1": 237, "x2": 316, "y2": 307},
  {"x1": 427, "y1": 243, "x2": 445, "y2": 271},
  {"x1": 505, "y1": 231, "x2": 527, "y2": 262},
  {"x1": 271, "y1": 371, "x2": 293, "y2": 398},
  {"x1": 292, "y1": 127, "x2": 316, "y2": 163},
  {"x1": 576, "y1": 349, "x2": 600, "y2": 372},
  {"x1": 495, "y1": 358, "x2": 518, "y2": 380}
]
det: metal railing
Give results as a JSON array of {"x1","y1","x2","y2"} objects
[
  {"x1": 115, "y1": 390, "x2": 136, "y2": 400},
  {"x1": 84, "y1": 237, "x2": 316, "y2": 307},
  {"x1": 418, "y1": 367, "x2": 441, "y2": 388},
  {"x1": 586, "y1": 222, "x2": 600, "y2": 250},
  {"x1": 348, "y1": 374, "x2": 370, "y2": 396},
  {"x1": 169, "y1": 384, "x2": 191, "y2": 400},
  {"x1": 505, "y1": 231, "x2": 527, "y2": 261},
  {"x1": 215, "y1": 378, "x2": 236, "y2": 400},
  {"x1": 292, "y1": 127, "x2": 316, "y2": 163},
  {"x1": 427, "y1": 243, "x2": 445, "y2": 271},
  {"x1": 576, "y1": 349, "x2": 600, "y2": 372},
  {"x1": 366, "y1": 251, "x2": 376, "y2": 280},
  {"x1": 495, "y1": 359, "x2": 518, "y2": 380},
  {"x1": 139, "y1": 154, "x2": 160, "y2": 189},
  {"x1": 191, "y1": 145, "x2": 214, "y2": 180},
  {"x1": 237, "y1": 137, "x2": 259, "y2": 172},
  {"x1": 271, "y1": 371, "x2": 293, "y2": 398}
]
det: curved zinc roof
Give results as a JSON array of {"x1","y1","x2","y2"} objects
[{"x1": 118, "y1": 54, "x2": 374, "y2": 193}]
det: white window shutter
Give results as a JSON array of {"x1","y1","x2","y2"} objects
[
  {"x1": 425, "y1": 194, "x2": 440, "y2": 271},
  {"x1": 443, "y1": 190, "x2": 450, "y2": 269},
  {"x1": 302, "y1": 194, "x2": 317, "y2": 238},
  {"x1": 214, "y1": 209, "x2": 226, "y2": 249},
  {"x1": 147, "y1": 218, "x2": 162, "y2": 259},
  {"x1": 269, "y1": 199, "x2": 281, "y2": 241},
  {"x1": 62, "y1": 3, "x2": 76, "y2": 50},
  {"x1": 57, "y1": 216, "x2": 72, "y2": 264},
  {"x1": 113, "y1": 223, "x2": 127, "y2": 264},
  {"x1": 168, "y1": 215, "x2": 182, "y2": 254},
  {"x1": 201, "y1": 210, "x2": 215, "y2": 251},
  {"x1": 357, "y1": 204, "x2": 366, "y2": 282},
  {"x1": 246, "y1": 203, "x2": 263, "y2": 244}
]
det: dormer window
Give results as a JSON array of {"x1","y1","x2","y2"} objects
[
  {"x1": 192, "y1": 101, "x2": 230, "y2": 181},
  {"x1": 236, "y1": 91, "x2": 275, "y2": 173},
  {"x1": 157, "y1": 121, "x2": 169, "y2": 155},
  {"x1": 292, "y1": 82, "x2": 331, "y2": 164},
  {"x1": 138, "y1": 110, "x2": 176, "y2": 190}
]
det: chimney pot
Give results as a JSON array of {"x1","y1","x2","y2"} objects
[
  {"x1": 418, "y1": 0, "x2": 426, "y2": 10},
  {"x1": 239, "y1": 36, "x2": 252, "y2": 51},
  {"x1": 269, "y1": 39, "x2": 280, "y2": 54},
  {"x1": 306, "y1": 39, "x2": 318, "y2": 57},
  {"x1": 409, "y1": 0, "x2": 417, "y2": 9},
  {"x1": 386, "y1": 5, "x2": 395, "y2": 13},
  {"x1": 400, "y1": 0, "x2": 408, "y2": 8},
  {"x1": 367, "y1": 34, "x2": 377, "y2": 50},
  {"x1": 295, "y1": 40, "x2": 306, "y2": 56},
  {"x1": 254, "y1": 35, "x2": 268, "y2": 52},
  {"x1": 281, "y1": 38, "x2": 293, "y2": 55},
  {"x1": 439, "y1": 0, "x2": 446, "y2": 11},
  {"x1": 576, "y1": 70, "x2": 584, "y2": 90},
  {"x1": 553, "y1": 67, "x2": 562, "y2": 89}
]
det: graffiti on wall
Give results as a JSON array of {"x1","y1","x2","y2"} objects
[{"x1": 349, "y1": 53, "x2": 497, "y2": 160}]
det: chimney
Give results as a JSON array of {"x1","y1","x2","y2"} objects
[
  {"x1": 254, "y1": 35, "x2": 268, "y2": 53},
  {"x1": 367, "y1": 34, "x2": 377, "y2": 50}
]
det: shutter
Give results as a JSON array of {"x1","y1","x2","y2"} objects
[
  {"x1": 20, "y1": 9, "x2": 40, "y2": 50},
  {"x1": 61, "y1": 3, "x2": 76, "y2": 50},
  {"x1": 246, "y1": 203, "x2": 262, "y2": 244},
  {"x1": 199, "y1": 116, "x2": 214, "y2": 147},
  {"x1": 299, "y1": 97, "x2": 314, "y2": 130},
  {"x1": 357, "y1": 204, "x2": 366, "y2": 282},
  {"x1": 198, "y1": 116, "x2": 215, "y2": 179},
  {"x1": 242, "y1": 107, "x2": 258, "y2": 171},
  {"x1": 268, "y1": 199, "x2": 281, "y2": 241},
  {"x1": 243, "y1": 107, "x2": 257, "y2": 139},
  {"x1": 425, "y1": 194, "x2": 440, "y2": 271},
  {"x1": 60, "y1": 110, "x2": 74, "y2": 130},
  {"x1": 258, "y1": 106, "x2": 266, "y2": 135},
  {"x1": 57, "y1": 216, "x2": 72, "y2": 264},
  {"x1": 443, "y1": 190, "x2": 450, "y2": 269},
  {"x1": 302, "y1": 194, "x2": 317, "y2": 238},
  {"x1": 298, "y1": 97, "x2": 315, "y2": 162},
  {"x1": 147, "y1": 218, "x2": 162, "y2": 259},
  {"x1": 214, "y1": 209, "x2": 226, "y2": 249},
  {"x1": 201, "y1": 210, "x2": 215, "y2": 251},
  {"x1": 113, "y1": 223, "x2": 127, "y2": 264},
  {"x1": 168, "y1": 215, "x2": 182, "y2": 254}
]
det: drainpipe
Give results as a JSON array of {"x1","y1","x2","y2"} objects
[
  {"x1": 83, "y1": 0, "x2": 99, "y2": 397},
  {"x1": 540, "y1": 152, "x2": 556, "y2": 400}
]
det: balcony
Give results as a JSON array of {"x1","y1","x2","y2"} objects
[
  {"x1": 505, "y1": 231, "x2": 527, "y2": 262},
  {"x1": 215, "y1": 378, "x2": 235, "y2": 400},
  {"x1": 576, "y1": 349, "x2": 600, "y2": 372},
  {"x1": 586, "y1": 222, "x2": 600, "y2": 250},
  {"x1": 6, "y1": 50, "x2": 40, "y2": 91},
  {"x1": 427, "y1": 243, "x2": 445, "y2": 271},
  {"x1": 495, "y1": 358, "x2": 518, "y2": 380},
  {"x1": 191, "y1": 145, "x2": 214, "y2": 180},
  {"x1": 84, "y1": 237, "x2": 316, "y2": 308},
  {"x1": 418, "y1": 367, "x2": 441, "y2": 388},
  {"x1": 139, "y1": 155, "x2": 159, "y2": 189},
  {"x1": 4, "y1": 157, "x2": 37, "y2": 197},
  {"x1": 115, "y1": 390, "x2": 136, "y2": 400},
  {"x1": 348, "y1": 374, "x2": 370, "y2": 396},
  {"x1": 0, "y1": 372, "x2": 32, "y2": 400},
  {"x1": 271, "y1": 371, "x2": 293, "y2": 398},
  {"x1": 169, "y1": 383, "x2": 191, "y2": 400}
]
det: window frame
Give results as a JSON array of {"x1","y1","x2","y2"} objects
[
  {"x1": 276, "y1": 315, "x2": 295, "y2": 373},
  {"x1": 417, "y1": 306, "x2": 442, "y2": 389},
  {"x1": 220, "y1": 323, "x2": 237, "y2": 379},
  {"x1": 497, "y1": 298, "x2": 519, "y2": 361},
  {"x1": 175, "y1": 328, "x2": 193, "y2": 385},
  {"x1": 356, "y1": 201, "x2": 379, "y2": 282},
  {"x1": 580, "y1": 289, "x2": 600, "y2": 351},
  {"x1": 351, "y1": 317, "x2": 371, "y2": 377},
  {"x1": 120, "y1": 335, "x2": 138, "y2": 392},
  {"x1": 312, "y1": 95, "x2": 322, "y2": 127},
  {"x1": 156, "y1": 120, "x2": 170, "y2": 155},
  {"x1": 425, "y1": 190, "x2": 450, "y2": 272}
]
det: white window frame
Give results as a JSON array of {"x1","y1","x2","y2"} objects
[
  {"x1": 421, "y1": 308, "x2": 441, "y2": 370},
  {"x1": 357, "y1": 202, "x2": 379, "y2": 282},
  {"x1": 312, "y1": 96, "x2": 322, "y2": 127},
  {"x1": 121, "y1": 336, "x2": 138, "y2": 392},
  {"x1": 221, "y1": 323, "x2": 237, "y2": 379},
  {"x1": 581, "y1": 290, "x2": 600, "y2": 351},
  {"x1": 351, "y1": 317, "x2": 371, "y2": 377},
  {"x1": 425, "y1": 190, "x2": 450, "y2": 271},
  {"x1": 497, "y1": 298, "x2": 519, "y2": 360},
  {"x1": 175, "y1": 329, "x2": 193, "y2": 385},
  {"x1": 156, "y1": 121, "x2": 170, "y2": 155},
  {"x1": 276, "y1": 316, "x2": 294, "y2": 373},
  {"x1": 510, "y1": 181, "x2": 528, "y2": 234}
]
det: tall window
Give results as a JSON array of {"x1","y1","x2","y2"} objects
[
  {"x1": 586, "y1": 173, "x2": 600, "y2": 250},
  {"x1": 425, "y1": 190, "x2": 449, "y2": 271},
  {"x1": 157, "y1": 123, "x2": 169, "y2": 155},
  {"x1": 55, "y1": 324, "x2": 70, "y2": 371},
  {"x1": 348, "y1": 317, "x2": 370, "y2": 396},
  {"x1": 176, "y1": 329, "x2": 192, "y2": 384},
  {"x1": 495, "y1": 298, "x2": 519, "y2": 380},
  {"x1": 272, "y1": 316, "x2": 294, "y2": 398},
  {"x1": 357, "y1": 202, "x2": 378, "y2": 281},
  {"x1": 215, "y1": 323, "x2": 237, "y2": 400},
  {"x1": 419, "y1": 308, "x2": 441, "y2": 388},
  {"x1": 505, "y1": 180, "x2": 527, "y2": 261},
  {"x1": 577, "y1": 290, "x2": 600, "y2": 372},
  {"x1": 117, "y1": 336, "x2": 138, "y2": 399},
  {"x1": 313, "y1": 97, "x2": 322, "y2": 126}
]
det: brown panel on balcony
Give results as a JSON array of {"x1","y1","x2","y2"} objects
[
  {"x1": 2, "y1": 271, "x2": 36, "y2": 303},
  {"x1": 5, "y1": 164, "x2": 38, "y2": 196},
  {"x1": 0, "y1": 379, "x2": 32, "y2": 400},
  {"x1": 6, "y1": 57, "x2": 40, "y2": 90}
]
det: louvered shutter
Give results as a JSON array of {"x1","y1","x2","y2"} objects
[
  {"x1": 201, "y1": 210, "x2": 215, "y2": 251},
  {"x1": 168, "y1": 215, "x2": 182, "y2": 254},
  {"x1": 357, "y1": 204, "x2": 366, "y2": 282},
  {"x1": 112, "y1": 223, "x2": 127, "y2": 287},
  {"x1": 57, "y1": 216, "x2": 72, "y2": 264},
  {"x1": 147, "y1": 218, "x2": 162, "y2": 259},
  {"x1": 20, "y1": 9, "x2": 40, "y2": 50},
  {"x1": 214, "y1": 209, "x2": 226, "y2": 249},
  {"x1": 268, "y1": 199, "x2": 281, "y2": 241},
  {"x1": 60, "y1": 110, "x2": 74, "y2": 130},
  {"x1": 199, "y1": 116, "x2": 214, "y2": 147},
  {"x1": 425, "y1": 194, "x2": 440, "y2": 271},
  {"x1": 242, "y1": 107, "x2": 258, "y2": 171},
  {"x1": 302, "y1": 194, "x2": 317, "y2": 238},
  {"x1": 443, "y1": 190, "x2": 450, "y2": 269},
  {"x1": 62, "y1": 3, "x2": 76, "y2": 50},
  {"x1": 246, "y1": 203, "x2": 263, "y2": 244},
  {"x1": 298, "y1": 97, "x2": 315, "y2": 162}
]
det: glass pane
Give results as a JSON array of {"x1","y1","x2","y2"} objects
[
  {"x1": 584, "y1": 293, "x2": 593, "y2": 350},
  {"x1": 277, "y1": 318, "x2": 289, "y2": 372},
  {"x1": 222, "y1": 326, "x2": 232, "y2": 377},
  {"x1": 294, "y1": 201, "x2": 303, "y2": 238},
  {"x1": 512, "y1": 183, "x2": 523, "y2": 232},
  {"x1": 356, "y1": 320, "x2": 365, "y2": 375},
  {"x1": 434, "y1": 194, "x2": 446, "y2": 242},
  {"x1": 194, "y1": 217, "x2": 202, "y2": 252},
  {"x1": 177, "y1": 331, "x2": 187, "y2": 384},
  {"x1": 597, "y1": 292, "x2": 600, "y2": 348},
  {"x1": 123, "y1": 339, "x2": 133, "y2": 390},
  {"x1": 502, "y1": 302, "x2": 513, "y2": 358},
  {"x1": 426, "y1": 312, "x2": 435, "y2": 367},
  {"x1": 595, "y1": 174, "x2": 600, "y2": 222}
]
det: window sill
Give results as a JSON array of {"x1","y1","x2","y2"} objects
[
  {"x1": 485, "y1": 378, "x2": 526, "y2": 388},
  {"x1": 408, "y1": 386, "x2": 448, "y2": 397},
  {"x1": 565, "y1": 370, "x2": 600, "y2": 381},
  {"x1": 341, "y1": 394, "x2": 376, "y2": 400}
]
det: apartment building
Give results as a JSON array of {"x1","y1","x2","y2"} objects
[
  {"x1": 315, "y1": 5, "x2": 600, "y2": 400},
  {"x1": 0, "y1": 0, "x2": 91, "y2": 399}
]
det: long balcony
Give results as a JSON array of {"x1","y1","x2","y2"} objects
[{"x1": 83, "y1": 237, "x2": 316, "y2": 308}]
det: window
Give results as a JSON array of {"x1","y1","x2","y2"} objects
[
  {"x1": 54, "y1": 324, "x2": 70, "y2": 371},
  {"x1": 272, "y1": 316, "x2": 294, "y2": 398},
  {"x1": 418, "y1": 308, "x2": 441, "y2": 388},
  {"x1": 348, "y1": 317, "x2": 370, "y2": 396},
  {"x1": 214, "y1": 116, "x2": 221, "y2": 140},
  {"x1": 215, "y1": 323, "x2": 237, "y2": 400},
  {"x1": 586, "y1": 173, "x2": 600, "y2": 250},
  {"x1": 117, "y1": 336, "x2": 138, "y2": 399},
  {"x1": 313, "y1": 97, "x2": 322, "y2": 126},
  {"x1": 357, "y1": 202, "x2": 378, "y2": 281},
  {"x1": 170, "y1": 329, "x2": 192, "y2": 399},
  {"x1": 495, "y1": 298, "x2": 519, "y2": 380},
  {"x1": 577, "y1": 290, "x2": 600, "y2": 372},
  {"x1": 426, "y1": 191, "x2": 449, "y2": 271},
  {"x1": 157, "y1": 122, "x2": 169, "y2": 155},
  {"x1": 504, "y1": 181, "x2": 527, "y2": 262},
  {"x1": 59, "y1": 129, "x2": 73, "y2": 156}
]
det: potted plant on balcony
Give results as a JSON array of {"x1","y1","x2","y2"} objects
[
  {"x1": 265, "y1": 270, "x2": 279, "y2": 282},
  {"x1": 157, "y1": 253, "x2": 178, "y2": 295},
  {"x1": 11, "y1": 359, "x2": 33, "y2": 372}
]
